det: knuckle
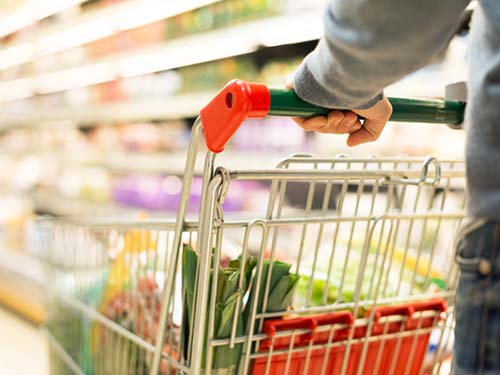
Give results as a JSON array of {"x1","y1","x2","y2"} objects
[
  {"x1": 345, "y1": 112, "x2": 357, "y2": 123},
  {"x1": 328, "y1": 110, "x2": 344, "y2": 123}
]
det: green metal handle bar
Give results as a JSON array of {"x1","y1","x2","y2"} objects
[
  {"x1": 268, "y1": 89, "x2": 465, "y2": 125},
  {"x1": 200, "y1": 80, "x2": 466, "y2": 153}
]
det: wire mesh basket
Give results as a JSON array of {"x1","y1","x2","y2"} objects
[{"x1": 42, "y1": 80, "x2": 466, "y2": 375}]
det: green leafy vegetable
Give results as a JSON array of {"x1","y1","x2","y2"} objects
[
  {"x1": 181, "y1": 245, "x2": 298, "y2": 374},
  {"x1": 244, "y1": 260, "x2": 300, "y2": 333}
]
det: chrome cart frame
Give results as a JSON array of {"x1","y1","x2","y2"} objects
[{"x1": 43, "y1": 80, "x2": 466, "y2": 375}]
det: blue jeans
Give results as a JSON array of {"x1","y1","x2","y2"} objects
[{"x1": 454, "y1": 220, "x2": 500, "y2": 375}]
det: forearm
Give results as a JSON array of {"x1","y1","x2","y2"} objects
[{"x1": 294, "y1": 0, "x2": 469, "y2": 109}]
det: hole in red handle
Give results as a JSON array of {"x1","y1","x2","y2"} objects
[{"x1": 225, "y1": 92, "x2": 233, "y2": 109}]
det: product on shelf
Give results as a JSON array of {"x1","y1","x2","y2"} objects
[
  {"x1": 119, "y1": 70, "x2": 182, "y2": 101},
  {"x1": 177, "y1": 57, "x2": 258, "y2": 94},
  {"x1": 58, "y1": 166, "x2": 112, "y2": 204},
  {"x1": 117, "y1": 123, "x2": 160, "y2": 151},
  {"x1": 258, "y1": 57, "x2": 303, "y2": 87},
  {"x1": 113, "y1": 175, "x2": 268, "y2": 213},
  {"x1": 165, "y1": 0, "x2": 285, "y2": 40},
  {"x1": 86, "y1": 19, "x2": 167, "y2": 59}
]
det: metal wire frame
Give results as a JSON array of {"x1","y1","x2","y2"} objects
[
  {"x1": 44, "y1": 216, "x2": 460, "y2": 374},
  {"x1": 43, "y1": 117, "x2": 465, "y2": 375},
  {"x1": 192, "y1": 153, "x2": 464, "y2": 375},
  {"x1": 44, "y1": 220, "x2": 195, "y2": 375}
]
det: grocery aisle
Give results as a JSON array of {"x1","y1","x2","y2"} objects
[
  {"x1": 0, "y1": 1, "x2": 473, "y2": 374},
  {"x1": 0, "y1": 306, "x2": 48, "y2": 375}
]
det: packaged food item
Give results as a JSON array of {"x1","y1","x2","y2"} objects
[
  {"x1": 165, "y1": 0, "x2": 284, "y2": 40},
  {"x1": 112, "y1": 175, "x2": 267, "y2": 213}
]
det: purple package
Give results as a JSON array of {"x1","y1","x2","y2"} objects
[{"x1": 112, "y1": 174, "x2": 267, "y2": 213}]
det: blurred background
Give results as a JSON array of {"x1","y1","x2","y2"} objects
[{"x1": 0, "y1": 0, "x2": 470, "y2": 374}]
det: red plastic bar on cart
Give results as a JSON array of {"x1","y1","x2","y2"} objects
[
  {"x1": 261, "y1": 311, "x2": 353, "y2": 350},
  {"x1": 251, "y1": 299, "x2": 446, "y2": 375}
]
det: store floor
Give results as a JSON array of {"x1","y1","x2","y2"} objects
[{"x1": 0, "y1": 306, "x2": 48, "y2": 375}]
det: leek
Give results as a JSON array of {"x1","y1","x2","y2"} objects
[
  {"x1": 182, "y1": 245, "x2": 298, "y2": 374},
  {"x1": 243, "y1": 260, "x2": 300, "y2": 331}
]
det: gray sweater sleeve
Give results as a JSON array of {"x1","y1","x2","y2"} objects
[{"x1": 294, "y1": 0, "x2": 469, "y2": 109}]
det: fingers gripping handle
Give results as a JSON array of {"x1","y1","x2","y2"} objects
[{"x1": 200, "y1": 79, "x2": 466, "y2": 153}]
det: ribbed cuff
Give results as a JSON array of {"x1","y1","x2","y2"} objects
[{"x1": 293, "y1": 62, "x2": 384, "y2": 110}]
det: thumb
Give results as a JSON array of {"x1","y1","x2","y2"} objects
[
  {"x1": 346, "y1": 118, "x2": 385, "y2": 146},
  {"x1": 347, "y1": 97, "x2": 392, "y2": 147}
]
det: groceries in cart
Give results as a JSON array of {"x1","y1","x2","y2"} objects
[
  {"x1": 294, "y1": 240, "x2": 447, "y2": 309},
  {"x1": 181, "y1": 244, "x2": 299, "y2": 374},
  {"x1": 89, "y1": 231, "x2": 452, "y2": 374}
]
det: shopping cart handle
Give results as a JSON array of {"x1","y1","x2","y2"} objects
[
  {"x1": 268, "y1": 89, "x2": 465, "y2": 125},
  {"x1": 200, "y1": 79, "x2": 465, "y2": 153}
]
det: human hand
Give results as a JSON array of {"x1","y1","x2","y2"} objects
[{"x1": 285, "y1": 79, "x2": 392, "y2": 146}]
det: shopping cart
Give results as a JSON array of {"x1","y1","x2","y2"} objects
[{"x1": 43, "y1": 80, "x2": 466, "y2": 375}]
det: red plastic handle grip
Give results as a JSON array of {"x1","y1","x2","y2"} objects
[
  {"x1": 315, "y1": 311, "x2": 354, "y2": 326},
  {"x1": 366, "y1": 299, "x2": 447, "y2": 322},
  {"x1": 263, "y1": 317, "x2": 317, "y2": 337},
  {"x1": 411, "y1": 299, "x2": 447, "y2": 313},
  {"x1": 262, "y1": 317, "x2": 317, "y2": 349},
  {"x1": 200, "y1": 79, "x2": 271, "y2": 153},
  {"x1": 367, "y1": 305, "x2": 414, "y2": 321}
]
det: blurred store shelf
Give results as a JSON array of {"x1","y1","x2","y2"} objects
[
  {"x1": 0, "y1": 247, "x2": 46, "y2": 325},
  {"x1": 72, "y1": 150, "x2": 287, "y2": 174},
  {"x1": 32, "y1": 189, "x2": 141, "y2": 217},
  {"x1": 0, "y1": 10, "x2": 322, "y2": 102},
  {"x1": 0, "y1": 0, "x2": 219, "y2": 70},
  {"x1": 0, "y1": 0, "x2": 88, "y2": 41},
  {"x1": 0, "y1": 93, "x2": 213, "y2": 128},
  {"x1": 5, "y1": 150, "x2": 288, "y2": 174}
]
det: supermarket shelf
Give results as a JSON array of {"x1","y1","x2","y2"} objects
[
  {"x1": 0, "y1": 0, "x2": 219, "y2": 70},
  {"x1": 0, "y1": 93, "x2": 213, "y2": 128},
  {"x1": 29, "y1": 151, "x2": 287, "y2": 216},
  {"x1": 0, "y1": 247, "x2": 46, "y2": 324},
  {"x1": 0, "y1": 11, "x2": 323, "y2": 101},
  {"x1": 32, "y1": 189, "x2": 143, "y2": 217},
  {"x1": 86, "y1": 150, "x2": 288, "y2": 174},
  {"x1": 27, "y1": 150, "x2": 288, "y2": 175},
  {"x1": 0, "y1": 0, "x2": 87, "y2": 41}
]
